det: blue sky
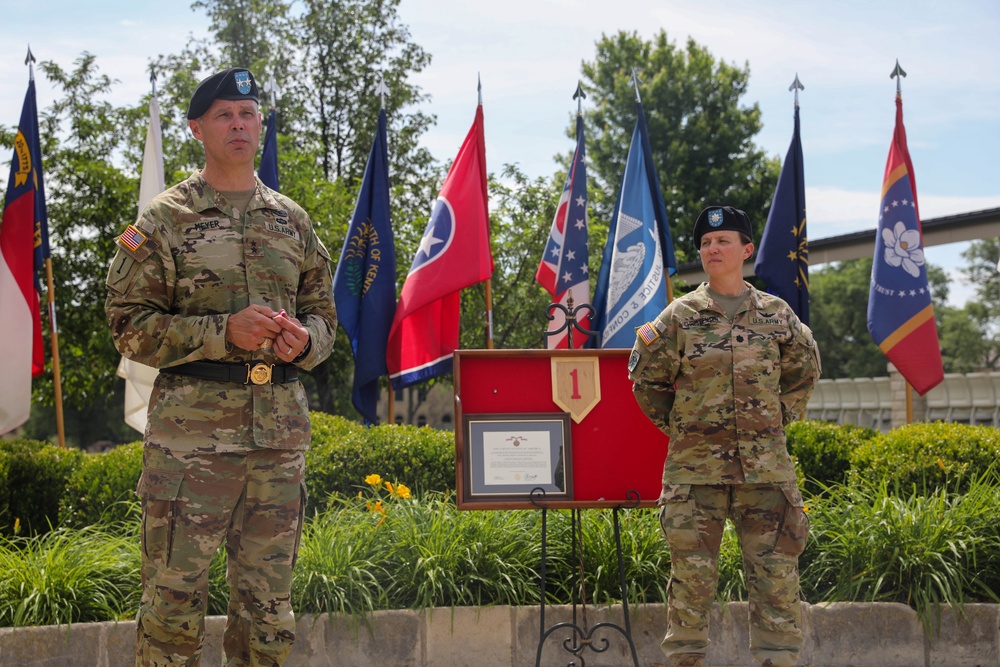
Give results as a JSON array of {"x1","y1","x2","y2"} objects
[{"x1": 2, "y1": 0, "x2": 998, "y2": 304}]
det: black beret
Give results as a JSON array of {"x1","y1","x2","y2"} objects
[
  {"x1": 692, "y1": 205, "x2": 753, "y2": 248},
  {"x1": 187, "y1": 68, "x2": 259, "y2": 120}
]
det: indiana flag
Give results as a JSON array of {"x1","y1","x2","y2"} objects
[
  {"x1": 117, "y1": 93, "x2": 166, "y2": 433},
  {"x1": 386, "y1": 105, "x2": 493, "y2": 388},
  {"x1": 755, "y1": 104, "x2": 809, "y2": 324},
  {"x1": 867, "y1": 94, "x2": 943, "y2": 396},
  {"x1": 0, "y1": 76, "x2": 50, "y2": 434},
  {"x1": 592, "y1": 101, "x2": 675, "y2": 348},
  {"x1": 536, "y1": 114, "x2": 591, "y2": 348},
  {"x1": 259, "y1": 107, "x2": 279, "y2": 191},
  {"x1": 334, "y1": 108, "x2": 396, "y2": 423}
]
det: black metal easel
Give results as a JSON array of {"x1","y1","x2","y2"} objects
[{"x1": 535, "y1": 298, "x2": 641, "y2": 667}]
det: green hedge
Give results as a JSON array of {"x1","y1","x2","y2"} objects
[
  {"x1": 786, "y1": 420, "x2": 879, "y2": 492},
  {"x1": 850, "y1": 422, "x2": 1000, "y2": 493},
  {"x1": 0, "y1": 439, "x2": 84, "y2": 537},
  {"x1": 59, "y1": 441, "x2": 143, "y2": 529},
  {"x1": 305, "y1": 413, "x2": 455, "y2": 508}
]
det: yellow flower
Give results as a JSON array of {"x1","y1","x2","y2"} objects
[
  {"x1": 365, "y1": 474, "x2": 382, "y2": 486},
  {"x1": 384, "y1": 481, "x2": 394, "y2": 494},
  {"x1": 13, "y1": 518, "x2": 19, "y2": 535},
  {"x1": 394, "y1": 484, "x2": 412, "y2": 499},
  {"x1": 936, "y1": 458, "x2": 945, "y2": 470},
  {"x1": 366, "y1": 500, "x2": 385, "y2": 515},
  {"x1": 802, "y1": 505, "x2": 810, "y2": 514}
]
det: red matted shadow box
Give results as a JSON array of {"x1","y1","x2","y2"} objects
[{"x1": 454, "y1": 349, "x2": 669, "y2": 510}]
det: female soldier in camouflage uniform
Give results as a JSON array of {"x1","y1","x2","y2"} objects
[{"x1": 628, "y1": 206, "x2": 820, "y2": 667}]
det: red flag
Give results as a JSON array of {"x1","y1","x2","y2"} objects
[
  {"x1": 0, "y1": 77, "x2": 49, "y2": 433},
  {"x1": 866, "y1": 95, "x2": 943, "y2": 395},
  {"x1": 386, "y1": 105, "x2": 493, "y2": 388}
]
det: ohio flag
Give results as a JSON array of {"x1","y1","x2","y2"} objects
[
  {"x1": 867, "y1": 94, "x2": 943, "y2": 396},
  {"x1": 536, "y1": 114, "x2": 591, "y2": 348},
  {"x1": 0, "y1": 77, "x2": 49, "y2": 434},
  {"x1": 386, "y1": 105, "x2": 493, "y2": 388}
]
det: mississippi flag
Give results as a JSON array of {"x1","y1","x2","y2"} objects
[
  {"x1": 867, "y1": 94, "x2": 943, "y2": 396},
  {"x1": 386, "y1": 105, "x2": 493, "y2": 388},
  {"x1": 536, "y1": 114, "x2": 591, "y2": 348},
  {"x1": 0, "y1": 77, "x2": 50, "y2": 434}
]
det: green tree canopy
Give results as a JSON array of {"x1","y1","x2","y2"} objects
[{"x1": 580, "y1": 30, "x2": 780, "y2": 263}]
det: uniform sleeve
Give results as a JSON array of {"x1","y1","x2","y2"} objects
[
  {"x1": 778, "y1": 314, "x2": 821, "y2": 424},
  {"x1": 628, "y1": 316, "x2": 680, "y2": 435},
  {"x1": 291, "y1": 224, "x2": 337, "y2": 371},
  {"x1": 105, "y1": 214, "x2": 230, "y2": 368}
]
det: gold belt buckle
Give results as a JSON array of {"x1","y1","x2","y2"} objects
[{"x1": 246, "y1": 363, "x2": 273, "y2": 385}]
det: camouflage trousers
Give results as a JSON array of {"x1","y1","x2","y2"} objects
[
  {"x1": 657, "y1": 483, "x2": 809, "y2": 667},
  {"x1": 135, "y1": 444, "x2": 307, "y2": 667}
]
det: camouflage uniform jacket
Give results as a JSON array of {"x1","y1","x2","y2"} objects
[
  {"x1": 628, "y1": 283, "x2": 820, "y2": 485},
  {"x1": 105, "y1": 172, "x2": 337, "y2": 452}
]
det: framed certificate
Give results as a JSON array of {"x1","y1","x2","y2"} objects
[{"x1": 460, "y1": 412, "x2": 572, "y2": 507}]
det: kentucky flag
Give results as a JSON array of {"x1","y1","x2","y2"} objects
[
  {"x1": 592, "y1": 101, "x2": 675, "y2": 348},
  {"x1": 386, "y1": 104, "x2": 493, "y2": 388},
  {"x1": 867, "y1": 94, "x2": 943, "y2": 396},
  {"x1": 333, "y1": 109, "x2": 396, "y2": 424},
  {"x1": 535, "y1": 113, "x2": 591, "y2": 348},
  {"x1": 259, "y1": 107, "x2": 279, "y2": 191},
  {"x1": 0, "y1": 77, "x2": 50, "y2": 434},
  {"x1": 755, "y1": 105, "x2": 809, "y2": 324}
]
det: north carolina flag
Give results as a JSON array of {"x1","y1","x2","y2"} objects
[
  {"x1": 755, "y1": 104, "x2": 809, "y2": 325},
  {"x1": 117, "y1": 94, "x2": 166, "y2": 433},
  {"x1": 592, "y1": 101, "x2": 676, "y2": 348},
  {"x1": 386, "y1": 105, "x2": 493, "y2": 388},
  {"x1": 334, "y1": 108, "x2": 396, "y2": 423},
  {"x1": 0, "y1": 77, "x2": 49, "y2": 434},
  {"x1": 536, "y1": 114, "x2": 591, "y2": 349},
  {"x1": 259, "y1": 107, "x2": 279, "y2": 192},
  {"x1": 867, "y1": 94, "x2": 943, "y2": 396}
]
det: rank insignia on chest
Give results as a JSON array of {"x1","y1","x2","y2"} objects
[
  {"x1": 245, "y1": 237, "x2": 264, "y2": 258},
  {"x1": 119, "y1": 225, "x2": 147, "y2": 252},
  {"x1": 637, "y1": 322, "x2": 659, "y2": 346}
]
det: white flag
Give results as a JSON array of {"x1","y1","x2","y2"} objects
[{"x1": 117, "y1": 94, "x2": 165, "y2": 433}]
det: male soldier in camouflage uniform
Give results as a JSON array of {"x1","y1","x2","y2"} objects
[
  {"x1": 105, "y1": 67, "x2": 337, "y2": 667},
  {"x1": 628, "y1": 206, "x2": 820, "y2": 667}
]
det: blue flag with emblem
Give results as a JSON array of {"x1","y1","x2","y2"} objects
[
  {"x1": 259, "y1": 108, "x2": 279, "y2": 191},
  {"x1": 333, "y1": 108, "x2": 396, "y2": 423},
  {"x1": 754, "y1": 105, "x2": 809, "y2": 324},
  {"x1": 592, "y1": 101, "x2": 675, "y2": 348}
]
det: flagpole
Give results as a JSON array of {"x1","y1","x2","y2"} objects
[
  {"x1": 26, "y1": 48, "x2": 66, "y2": 447},
  {"x1": 374, "y1": 74, "x2": 397, "y2": 424},
  {"x1": 630, "y1": 69, "x2": 672, "y2": 304},
  {"x1": 479, "y1": 75, "x2": 494, "y2": 349},
  {"x1": 891, "y1": 59, "x2": 915, "y2": 424}
]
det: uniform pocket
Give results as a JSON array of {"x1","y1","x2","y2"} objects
[
  {"x1": 773, "y1": 484, "x2": 810, "y2": 556},
  {"x1": 657, "y1": 484, "x2": 701, "y2": 552},
  {"x1": 137, "y1": 469, "x2": 185, "y2": 567}
]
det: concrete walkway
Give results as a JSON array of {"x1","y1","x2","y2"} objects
[{"x1": 0, "y1": 602, "x2": 996, "y2": 666}]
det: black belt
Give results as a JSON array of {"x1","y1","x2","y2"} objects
[{"x1": 160, "y1": 361, "x2": 299, "y2": 385}]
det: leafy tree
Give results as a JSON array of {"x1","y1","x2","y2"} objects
[
  {"x1": 580, "y1": 30, "x2": 781, "y2": 262},
  {"x1": 952, "y1": 238, "x2": 1000, "y2": 370}
]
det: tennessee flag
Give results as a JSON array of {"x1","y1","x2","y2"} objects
[
  {"x1": 536, "y1": 114, "x2": 591, "y2": 348},
  {"x1": 386, "y1": 105, "x2": 493, "y2": 388},
  {"x1": 866, "y1": 94, "x2": 943, "y2": 396},
  {"x1": 0, "y1": 77, "x2": 50, "y2": 434}
]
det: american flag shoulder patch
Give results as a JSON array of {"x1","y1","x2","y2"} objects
[
  {"x1": 119, "y1": 224, "x2": 147, "y2": 252},
  {"x1": 637, "y1": 322, "x2": 659, "y2": 346}
]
